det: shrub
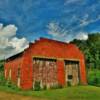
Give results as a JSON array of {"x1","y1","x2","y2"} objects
[
  {"x1": 6, "y1": 80, "x2": 12, "y2": 87},
  {"x1": 0, "y1": 71, "x2": 6, "y2": 86},
  {"x1": 88, "y1": 69, "x2": 100, "y2": 87},
  {"x1": 34, "y1": 81, "x2": 41, "y2": 91},
  {"x1": 67, "y1": 81, "x2": 71, "y2": 87}
]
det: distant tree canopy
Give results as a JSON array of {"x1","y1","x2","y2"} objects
[
  {"x1": 0, "y1": 60, "x2": 4, "y2": 71},
  {"x1": 71, "y1": 33, "x2": 100, "y2": 69}
]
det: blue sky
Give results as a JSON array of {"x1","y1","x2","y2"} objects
[
  {"x1": 0, "y1": 0, "x2": 100, "y2": 59},
  {"x1": 0, "y1": 0, "x2": 100, "y2": 41}
]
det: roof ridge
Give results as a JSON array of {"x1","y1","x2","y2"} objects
[{"x1": 40, "y1": 37, "x2": 68, "y2": 45}]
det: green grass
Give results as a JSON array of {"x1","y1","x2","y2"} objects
[{"x1": 0, "y1": 85, "x2": 100, "y2": 100}]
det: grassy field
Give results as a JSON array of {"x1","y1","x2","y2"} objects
[{"x1": 0, "y1": 86, "x2": 100, "y2": 100}]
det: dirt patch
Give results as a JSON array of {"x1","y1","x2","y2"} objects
[{"x1": 0, "y1": 91, "x2": 47, "y2": 100}]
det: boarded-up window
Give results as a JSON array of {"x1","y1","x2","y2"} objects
[
  {"x1": 65, "y1": 60, "x2": 79, "y2": 86},
  {"x1": 33, "y1": 58, "x2": 58, "y2": 89}
]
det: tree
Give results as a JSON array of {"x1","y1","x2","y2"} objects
[{"x1": 71, "y1": 33, "x2": 100, "y2": 69}]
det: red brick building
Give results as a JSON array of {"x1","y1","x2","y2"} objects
[{"x1": 4, "y1": 38, "x2": 87, "y2": 90}]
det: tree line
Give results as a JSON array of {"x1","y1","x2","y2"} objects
[{"x1": 71, "y1": 33, "x2": 100, "y2": 69}]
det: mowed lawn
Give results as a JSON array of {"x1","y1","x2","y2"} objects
[{"x1": 0, "y1": 86, "x2": 100, "y2": 100}]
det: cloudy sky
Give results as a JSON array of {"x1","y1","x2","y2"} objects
[{"x1": 0, "y1": 0, "x2": 100, "y2": 59}]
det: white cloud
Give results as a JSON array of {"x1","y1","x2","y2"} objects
[
  {"x1": 80, "y1": 15, "x2": 100, "y2": 27},
  {"x1": 0, "y1": 24, "x2": 29, "y2": 60},
  {"x1": 67, "y1": 15, "x2": 100, "y2": 33},
  {"x1": 47, "y1": 22, "x2": 60, "y2": 36},
  {"x1": 0, "y1": 24, "x2": 17, "y2": 37},
  {"x1": 47, "y1": 22, "x2": 88, "y2": 42},
  {"x1": 47, "y1": 22, "x2": 67, "y2": 38},
  {"x1": 75, "y1": 32, "x2": 88, "y2": 40},
  {"x1": 47, "y1": 22, "x2": 76, "y2": 42}
]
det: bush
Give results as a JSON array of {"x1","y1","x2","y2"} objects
[
  {"x1": 34, "y1": 81, "x2": 41, "y2": 91},
  {"x1": 88, "y1": 69, "x2": 100, "y2": 87},
  {"x1": 0, "y1": 71, "x2": 6, "y2": 86},
  {"x1": 5, "y1": 80, "x2": 12, "y2": 87},
  {"x1": 67, "y1": 81, "x2": 71, "y2": 87},
  {"x1": 0, "y1": 64, "x2": 5, "y2": 86},
  {"x1": 0, "y1": 64, "x2": 4, "y2": 71},
  {"x1": 0, "y1": 70, "x2": 20, "y2": 90}
]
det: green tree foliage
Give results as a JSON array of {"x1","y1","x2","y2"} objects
[
  {"x1": 0, "y1": 60, "x2": 4, "y2": 71},
  {"x1": 0, "y1": 61, "x2": 6, "y2": 85},
  {"x1": 71, "y1": 33, "x2": 100, "y2": 69}
]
